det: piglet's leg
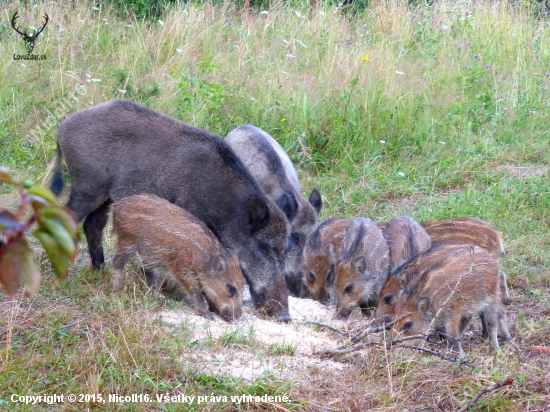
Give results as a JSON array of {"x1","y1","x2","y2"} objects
[
  {"x1": 445, "y1": 320, "x2": 464, "y2": 357},
  {"x1": 497, "y1": 306, "x2": 512, "y2": 342},
  {"x1": 174, "y1": 270, "x2": 211, "y2": 319},
  {"x1": 483, "y1": 307, "x2": 500, "y2": 352},
  {"x1": 112, "y1": 249, "x2": 129, "y2": 292}
]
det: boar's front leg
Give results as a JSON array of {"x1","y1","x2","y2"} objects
[{"x1": 83, "y1": 200, "x2": 112, "y2": 270}]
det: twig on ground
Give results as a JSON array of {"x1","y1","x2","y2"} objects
[
  {"x1": 351, "y1": 312, "x2": 411, "y2": 343},
  {"x1": 397, "y1": 343, "x2": 468, "y2": 365},
  {"x1": 456, "y1": 377, "x2": 514, "y2": 412},
  {"x1": 315, "y1": 334, "x2": 427, "y2": 358},
  {"x1": 302, "y1": 321, "x2": 349, "y2": 336},
  {"x1": 59, "y1": 316, "x2": 90, "y2": 330}
]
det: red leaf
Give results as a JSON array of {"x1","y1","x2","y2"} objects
[
  {"x1": 532, "y1": 346, "x2": 550, "y2": 355},
  {"x1": 0, "y1": 237, "x2": 40, "y2": 297},
  {"x1": 0, "y1": 210, "x2": 23, "y2": 236}
]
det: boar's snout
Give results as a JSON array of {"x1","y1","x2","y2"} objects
[
  {"x1": 314, "y1": 287, "x2": 330, "y2": 304},
  {"x1": 334, "y1": 305, "x2": 353, "y2": 320},
  {"x1": 284, "y1": 271, "x2": 304, "y2": 297},
  {"x1": 219, "y1": 305, "x2": 243, "y2": 322},
  {"x1": 275, "y1": 310, "x2": 292, "y2": 323},
  {"x1": 372, "y1": 314, "x2": 393, "y2": 327}
]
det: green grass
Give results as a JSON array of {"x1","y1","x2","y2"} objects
[{"x1": 1, "y1": 0, "x2": 550, "y2": 410}]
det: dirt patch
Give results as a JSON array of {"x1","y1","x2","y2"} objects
[{"x1": 500, "y1": 165, "x2": 548, "y2": 179}]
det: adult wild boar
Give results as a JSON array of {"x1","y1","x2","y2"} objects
[
  {"x1": 112, "y1": 194, "x2": 244, "y2": 322},
  {"x1": 226, "y1": 125, "x2": 322, "y2": 297},
  {"x1": 50, "y1": 100, "x2": 291, "y2": 321}
]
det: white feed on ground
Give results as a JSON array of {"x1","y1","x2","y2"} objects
[{"x1": 157, "y1": 292, "x2": 365, "y2": 382}]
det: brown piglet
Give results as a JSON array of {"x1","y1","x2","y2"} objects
[
  {"x1": 378, "y1": 217, "x2": 511, "y2": 303},
  {"x1": 392, "y1": 244, "x2": 511, "y2": 355},
  {"x1": 421, "y1": 217, "x2": 506, "y2": 257},
  {"x1": 112, "y1": 194, "x2": 244, "y2": 322},
  {"x1": 421, "y1": 217, "x2": 511, "y2": 302},
  {"x1": 302, "y1": 218, "x2": 351, "y2": 302},
  {"x1": 383, "y1": 215, "x2": 432, "y2": 274},
  {"x1": 333, "y1": 217, "x2": 389, "y2": 319}
]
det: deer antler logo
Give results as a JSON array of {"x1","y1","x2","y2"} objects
[{"x1": 11, "y1": 11, "x2": 49, "y2": 54}]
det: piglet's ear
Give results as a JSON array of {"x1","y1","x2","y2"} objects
[
  {"x1": 396, "y1": 270, "x2": 408, "y2": 287},
  {"x1": 417, "y1": 296, "x2": 430, "y2": 314},
  {"x1": 353, "y1": 256, "x2": 366, "y2": 273},
  {"x1": 214, "y1": 254, "x2": 227, "y2": 273}
]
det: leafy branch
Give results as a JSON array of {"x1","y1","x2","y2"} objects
[{"x1": 0, "y1": 168, "x2": 80, "y2": 297}]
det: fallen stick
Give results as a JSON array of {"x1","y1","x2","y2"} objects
[
  {"x1": 301, "y1": 321, "x2": 348, "y2": 336},
  {"x1": 315, "y1": 334, "x2": 426, "y2": 358},
  {"x1": 456, "y1": 377, "x2": 513, "y2": 412},
  {"x1": 398, "y1": 343, "x2": 466, "y2": 364},
  {"x1": 351, "y1": 312, "x2": 412, "y2": 343}
]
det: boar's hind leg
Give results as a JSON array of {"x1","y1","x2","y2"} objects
[
  {"x1": 82, "y1": 200, "x2": 112, "y2": 270},
  {"x1": 481, "y1": 306, "x2": 500, "y2": 352}
]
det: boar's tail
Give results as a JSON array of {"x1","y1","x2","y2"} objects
[{"x1": 50, "y1": 143, "x2": 64, "y2": 196}]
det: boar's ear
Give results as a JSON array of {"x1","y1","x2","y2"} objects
[
  {"x1": 214, "y1": 254, "x2": 227, "y2": 273},
  {"x1": 308, "y1": 189, "x2": 322, "y2": 215},
  {"x1": 275, "y1": 190, "x2": 298, "y2": 222},
  {"x1": 353, "y1": 256, "x2": 366, "y2": 273},
  {"x1": 245, "y1": 195, "x2": 270, "y2": 233},
  {"x1": 417, "y1": 296, "x2": 430, "y2": 314},
  {"x1": 396, "y1": 270, "x2": 408, "y2": 288}
]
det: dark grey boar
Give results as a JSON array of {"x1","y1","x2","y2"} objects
[
  {"x1": 392, "y1": 244, "x2": 511, "y2": 355},
  {"x1": 226, "y1": 125, "x2": 322, "y2": 297},
  {"x1": 112, "y1": 194, "x2": 244, "y2": 321},
  {"x1": 50, "y1": 100, "x2": 291, "y2": 321},
  {"x1": 383, "y1": 215, "x2": 431, "y2": 273},
  {"x1": 333, "y1": 217, "x2": 389, "y2": 319},
  {"x1": 302, "y1": 218, "x2": 351, "y2": 302}
]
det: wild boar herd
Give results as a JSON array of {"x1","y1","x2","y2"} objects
[{"x1": 50, "y1": 100, "x2": 512, "y2": 355}]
